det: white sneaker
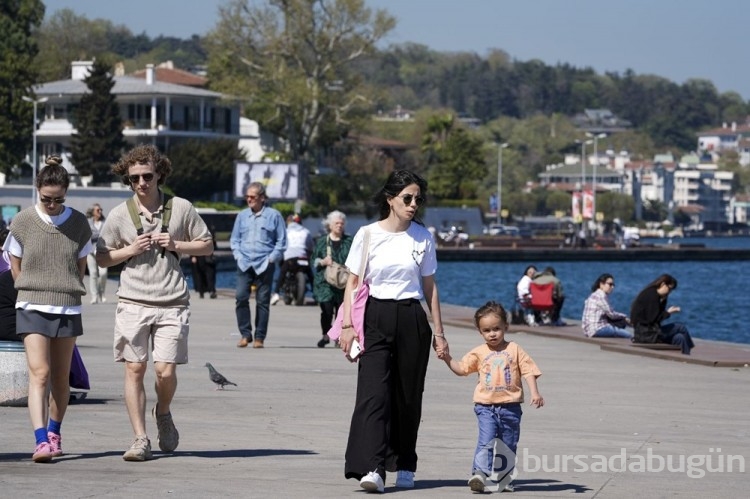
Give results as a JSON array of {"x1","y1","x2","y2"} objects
[
  {"x1": 90, "y1": 296, "x2": 99, "y2": 304},
  {"x1": 101, "y1": 297, "x2": 107, "y2": 303},
  {"x1": 468, "y1": 471, "x2": 486, "y2": 492},
  {"x1": 395, "y1": 470, "x2": 414, "y2": 488},
  {"x1": 270, "y1": 293, "x2": 280, "y2": 306},
  {"x1": 503, "y1": 481, "x2": 515, "y2": 492},
  {"x1": 360, "y1": 470, "x2": 385, "y2": 493}
]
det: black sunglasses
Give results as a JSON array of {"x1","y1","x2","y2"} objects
[
  {"x1": 399, "y1": 194, "x2": 425, "y2": 206},
  {"x1": 40, "y1": 196, "x2": 66, "y2": 205},
  {"x1": 126, "y1": 173, "x2": 155, "y2": 184}
]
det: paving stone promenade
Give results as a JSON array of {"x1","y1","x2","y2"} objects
[{"x1": 1, "y1": 286, "x2": 748, "y2": 498}]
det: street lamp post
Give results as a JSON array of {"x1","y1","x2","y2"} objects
[
  {"x1": 575, "y1": 139, "x2": 593, "y2": 241},
  {"x1": 497, "y1": 142, "x2": 509, "y2": 225},
  {"x1": 586, "y1": 132, "x2": 607, "y2": 223},
  {"x1": 22, "y1": 96, "x2": 49, "y2": 205}
]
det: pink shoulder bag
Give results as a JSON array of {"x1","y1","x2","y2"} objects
[{"x1": 326, "y1": 228, "x2": 371, "y2": 353}]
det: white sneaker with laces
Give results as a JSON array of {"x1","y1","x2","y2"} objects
[
  {"x1": 360, "y1": 470, "x2": 385, "y2": 493},
  {"x1": 468, "y1": 471, "x2": 486, "y2": 492},
  {"x1": 270, "y1": 293, "x2": 280, "y2": 306},
  {"x1": 395, "y1": 470, "x2": 414, "y2": 488}
]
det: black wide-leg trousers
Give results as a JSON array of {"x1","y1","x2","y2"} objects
[{"x1": 344, "y1": 297, "x2": 433, "y2": 481}]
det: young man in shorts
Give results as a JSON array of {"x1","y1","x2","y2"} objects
[{"x1": 97, "y1": 145, "x2": 213, "y2": 461}]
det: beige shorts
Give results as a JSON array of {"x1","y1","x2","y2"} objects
[{"x1": 114, "y1": 302, "x2": 189, "y2": 364}]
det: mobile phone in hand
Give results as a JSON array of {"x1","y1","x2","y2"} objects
[{"x1": 348, "y1": 339, "x2": 362, "y2": 360}]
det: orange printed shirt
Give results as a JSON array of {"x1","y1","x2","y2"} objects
[{"x1": 454, "y1": 342, "x2": 542, "y2": 405}]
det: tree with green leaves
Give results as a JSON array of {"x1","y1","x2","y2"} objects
[
  {"x1": 166, "y1": 139, "x2": 245, "y2": 200},
  {"x1": 596, "y1": 191, "x2": 635, "y2": 222},
  {"x1": 205, "y1": 0, "x2": 395, "y2": 163},
  {"x1": 0, "y1": 0, "x2": 44, "y2": 177},
  {"x1": 420, "y1": 113, "x2": 486, "y2": 199},
  {"x1": 69, "y1": 59, "x2": 126, "y2": 183}
]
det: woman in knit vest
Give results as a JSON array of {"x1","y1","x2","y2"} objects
[{"x1": 2, "y1": 156, "x2": 92, "y2": 462}]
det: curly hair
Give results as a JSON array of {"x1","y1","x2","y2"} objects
[
  {"x1": 37, "y1": 155, "x2": 69, "y2": 190},
  {"x1": 473, "y1": 300, "x2": 508, "y2": 329},
  {"x1": 112, "y1": 144, "x2": 172, "y2": 188}
]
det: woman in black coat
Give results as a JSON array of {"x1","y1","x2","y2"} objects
[{"x1": 630, "y1": 274, "x2": 694, "y2": 354}]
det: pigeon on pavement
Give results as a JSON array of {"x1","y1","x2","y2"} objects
[{"x1": 204, "y1": 362, "x2": 237, "y2": 390}]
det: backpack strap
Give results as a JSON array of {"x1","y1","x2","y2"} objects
[
  {"x1": 159, "y1": 195, "x2": 177, "y2": 259},
  {"x1": 126, "y1": 194, "x2": 178, "y2": 260},
  {"x1": 126, "y1": 197, "x2": 143, "y2": 235}
]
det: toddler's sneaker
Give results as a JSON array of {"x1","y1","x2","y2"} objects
[
  {"x1": 468, "y1": 471, "x2": 487, "y2": 492},
  {"x1": 122, "y1": 436, "x2": 153, "y2": 461},
  {"x1": 503, "y1": 481, "x2": 515, "y2": 492},
  {"x1": 32, "y1": 442, "x2": 53, "y2": 463},
  {"x1": 47, "y1": 432, "x2": 63, "y2": 457},
  {"x1": 152, "y1": 404, "x2": 180, "y2": 452},
  {"x1": 359, "y1": 470, "x2": 385, "y2": 493},
  {"x1": 395, "y1": 470, "x2": 414, "y2": 488}
]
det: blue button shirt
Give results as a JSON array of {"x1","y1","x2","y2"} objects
[{"x1": 230, "y1": 205, "x2": 287, "y2": 273}]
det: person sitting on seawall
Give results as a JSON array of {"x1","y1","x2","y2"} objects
[
  {"x1": 515, "y1": 265, "x2": 537, "y2": 326},
  {"x1": 531, "y1": 266, "x2": 566, "y2": 326},
  {"x1": 270, "y1": 214, "x2": 313, "y2": 305},
  {"x1": 630, "y1": 273, "x2": 695, "y2": 355},
  {"x1": 1, "y1": 229, "x2": 19, "y2": 341},
  {"x1": 311, "y1": 210, "x2": 353, "y2": 348},
  {"x1": 86, "y1": 203, "x2": 108, "y2": 304},
  {"x1": 582, "y1": 273, "x2": 632, "y2": 338}
]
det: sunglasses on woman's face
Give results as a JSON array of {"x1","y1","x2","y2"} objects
[
  {"x1": 126, "y1": 173, "x2": 155, "y2": 184},
  {"x1": 40, "y1": 196, "x2": 66, "y2": 205},
  {"x1": 398, "y1": 194, "x2": 425, "y2": 206}
]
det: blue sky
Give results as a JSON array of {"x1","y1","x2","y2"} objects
[{"x1": 43, "y1": 0, "x2": 749, "y2": 98}]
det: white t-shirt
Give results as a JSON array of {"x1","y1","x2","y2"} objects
[
  {"x1": 517, "y1": 275, "x2": 532, "y2": 300},
  {"x1": 283, "y1": 222, "x2": 312, "y2": 260},
  {"x1": 345, "y1": 221, "x2": 437, "y2": 300}
]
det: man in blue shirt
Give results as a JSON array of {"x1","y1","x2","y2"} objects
[{"x1": 230, "y1": 182, "x2": 287, "y2": 348}]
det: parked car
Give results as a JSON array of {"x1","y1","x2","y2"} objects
[{"x1": 487, "y1": 224, "x2": 520, "y2": 236}]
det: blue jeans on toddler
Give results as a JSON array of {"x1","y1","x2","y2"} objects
[{"x1": 472, "y1": 403, "x2": 522, "y2": 477}]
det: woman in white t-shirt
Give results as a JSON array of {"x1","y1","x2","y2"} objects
[{"x1": 339, "y1": 170, "x2": 447, "y2": 492}]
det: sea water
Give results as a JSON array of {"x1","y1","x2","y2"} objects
[{"x1": 212, "y1": 237, "x2": 750, "y2": 345}]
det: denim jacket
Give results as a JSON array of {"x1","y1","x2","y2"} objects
[{"x1": 230, "y1": 205, "x2": 287, "y2": 273}]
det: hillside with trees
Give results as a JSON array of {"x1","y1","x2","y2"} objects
[{"x1": 20, "y1": 1, "x2": 750, "y2": 218}]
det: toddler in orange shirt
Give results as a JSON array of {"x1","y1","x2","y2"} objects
[{"x1": 441, "y1": 301, "x2": 544, "y2": 492}]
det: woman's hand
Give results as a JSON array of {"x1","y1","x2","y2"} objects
[
  {"x1": 667, "y1": 305, "x2": 681, "y2": 314},
  {"x1": 320, "y1": 255, "x2": 333, "y2": 267},
  {"x1": 433, "y1": 335, "x2": 448, "y2": 358},
  {"x1": 339, "y1": 327, "x2": 357, "y2": 360}
]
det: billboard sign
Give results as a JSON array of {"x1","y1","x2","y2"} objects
[{"x1": 234, "y1": 162, "x2": 299, "y2": 200}]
